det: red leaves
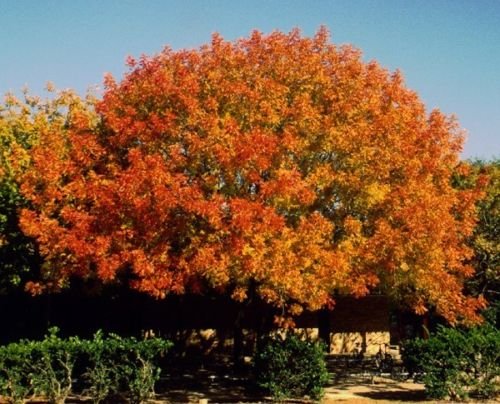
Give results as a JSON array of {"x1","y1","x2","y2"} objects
[{"x1": 16, "y1": 29, "x2": 485, "y2": 324}]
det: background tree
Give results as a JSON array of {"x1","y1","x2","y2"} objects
[
  {"x1": 471, "y1": 160, "x2": 499, "y2": 306},
  {"x1": 0, "y1": 88, "x2": 98, "y2": 294},
  {"x1": 0, "y1": 92, "x2": 41, "y2": 293},
  {"x1": 18, "y1": 28, "x2": 485, "y2": 324},
  {"x1": 454, "y1": 159, "x2": 499, "y2": 325}
]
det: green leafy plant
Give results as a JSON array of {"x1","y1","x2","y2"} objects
[
  {"x1": 0, "y1": 329, "x2": 171, "y2": 404},
  {"x1": 118, "y1": 337, "x2": 171, "y2": 404},
  {"x1": 402, "y1": 324, "x2": 500, "y2": 400},
  {"x1": 0, "y1": 339, "x2": 37, "y2": 404},
  {"x1": 0, "y1": 328, "x2": 81, "y2": 404},
  {"x1": 254, "y1": 334, "x2": 329, "y2": 401},
  {"x1": 29, "y1": 328, "x2": 82, "y2": 404},
  {"x1": 81, "y1": 331, "x2": 120, "y2": 404},
  {"x1": 82, "y1": 332, "x2": 171, "y2": 403}
]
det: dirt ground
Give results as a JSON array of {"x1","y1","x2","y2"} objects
[
  {"x1": 152, "y1": 368, "x2": 428, "y2": 403},
  {"x1": 2, "y1": 377, "x2": 498, "y2": 403},
  {"x1": 153, "y1": 370, "x2": 500, "y2": 403},
  {"x1": 158, "y1": 379, "x2": 428, "y2": 403},
  {"x1": 322, "y1": 375, "x2": 427, "y2": 403}
]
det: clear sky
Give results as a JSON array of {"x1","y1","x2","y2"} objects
[{"x1": 1, "y1": 0, "x2": 499, "y2": 159}]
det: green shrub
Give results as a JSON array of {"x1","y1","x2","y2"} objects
[
  {"x1": 400, "y1": 337, "x2": 426, "y2": 381},
  {"x1": 0, "y1": 330, "x2": 171, "y2": 404},
  {"x1": 81, "y1": 331, "x2": 120, "y2": 404},
  {"x1": 126, "y1": 337, "x2": 172, "y2": 403},
  {"x1": 30, "y1": 328, "x2": 82, "y2": 404},
  {"x1": 82, "y1": 332, "x2": 171, "y2": 404},
  {"x1": 0, "y1": 339, "x2": 37, "y2": 404},
  {"x1": 254, "y1": 334, "x2": 329, "y2": 401},
  {"x1": 0, "y1": 328, "x2": 81, "y2": 404},
  {"x1": 402, "y1": 324, "x2": 500, "y2": 401}
]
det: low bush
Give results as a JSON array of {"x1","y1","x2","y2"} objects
[
  {"x1": 402, "y1": 324, "x2": 500, "y2": 401},
  {"x1": 0, "y1": 339, "x2": 37, "y2": 404},
  {"x1": 254, "y1": 334, "x2": 329, "y2": 401},
  {"x1": 0, "y1": 327, "x2": 81, "y2": 404},
  {"x1": 0, "y1": 329, "x2": 171, "y2": 404},
  {"x1": 81, "y1": 331, "x2": 119, "y2": 404},
  {"x1": 30, "y1": 328, "x2": 82, "y2": 404},
  {"x1": 83, "y1": 332, "x2": 171, "y2": 403}
]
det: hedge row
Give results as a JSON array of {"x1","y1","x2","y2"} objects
[{"x1": 0, "y1": 328, "x2": 171, "y2": 404}]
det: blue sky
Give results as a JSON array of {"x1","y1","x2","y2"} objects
[{"x1": 1, "y1": 0, "x2": 499, "y2": 159}]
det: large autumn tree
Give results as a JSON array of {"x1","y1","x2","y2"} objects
[{"x1": 18, "y1": 28, "x2": 485, "y2": 324}]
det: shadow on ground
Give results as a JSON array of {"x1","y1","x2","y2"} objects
[
  {"x1": 155, "y1": 359, "x2": 270, "y2": 403},
  {"x1": 323, "y1": 374, "x2": 427, "y2": 403},
  {"x1": 153, "y1": 356, "x2": 427, "y2": 403}
]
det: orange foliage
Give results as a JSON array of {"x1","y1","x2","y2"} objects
[{"x1": 19, "y1": 28, "x2": 485, "y2": 323}]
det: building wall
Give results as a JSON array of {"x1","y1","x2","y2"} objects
[
  {"x1": 290, "y1": 295, "x2": 390, "y2": 354},
  {"x1": 328, "y1": 295, "x2": 390, "y2": 354},
  {"x1": 0, "y1": 292, "x2": 390, "y2": 354}
]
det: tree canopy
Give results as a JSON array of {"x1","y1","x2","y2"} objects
[
  {"x1": 14, "y1": 28, "x2": 486, "y2": 324},
  {"x1": 469, "y1": 160, "x2": 499, "y2": 304},
  {"x1": 0, "y1": 92, "x2": 48, "y2": 292},
  {"x1": 454, "y1": 159, "x2": 499, "y2": 323}
]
